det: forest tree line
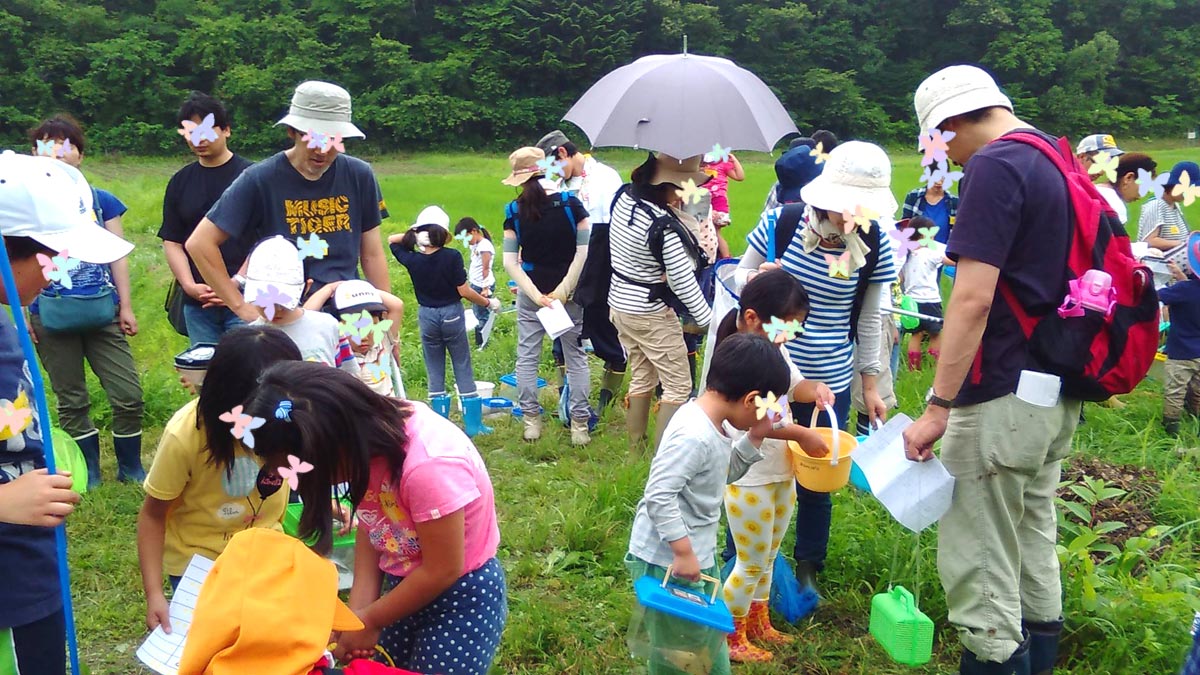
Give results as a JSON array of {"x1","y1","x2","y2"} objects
[{"x1": 3, "y1": 0, "x2": 1199, "y2": 154}]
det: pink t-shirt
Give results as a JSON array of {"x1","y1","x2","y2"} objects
[
  {"x1": 703, "y1": 160, "x2": 735, "y2": 213},
  {"x1": 357, "y1": 403, "x2": 500, "y2": 577}
]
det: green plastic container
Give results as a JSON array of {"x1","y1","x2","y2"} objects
[
  {"x1": 50, "y1": 427, "x2": 87, "y2": 494},
  {"x1": 899, "y1": 295, "x2": 921, "y2": 331},
  {"x1": 869, "y1": 585, "x2": 934, "y2": 667},
  {"x1": 281, "y1": 501, "x2": 356, "y2": 549}
]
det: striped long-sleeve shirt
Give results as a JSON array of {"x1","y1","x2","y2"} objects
[{"x1": 607, "y1": 191, "x2": 713, "y2": 326}]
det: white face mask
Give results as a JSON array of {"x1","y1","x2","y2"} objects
[{"x1": 416, "y1": 231, "x2": 432, "y2": 249}]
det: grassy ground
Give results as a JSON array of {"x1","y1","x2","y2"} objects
[{"x1": 58, "y1": 145, "x2": 1200, "y2": 674}]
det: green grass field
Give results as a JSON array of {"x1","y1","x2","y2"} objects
[{"x1": 61, "y1": 146, "x2": 1200, "y2": 674}]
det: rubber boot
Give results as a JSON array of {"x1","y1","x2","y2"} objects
[
  {"x1": 462, "y1": 397, "x2": 492, "y2": 437},
  {"x1": 626, "y1": 395, "x2": 652, "y2": 455},
  {"x1": 908, "y1": 350, "x2": 922, "y2": 371},
  {"x1": 795, "y1": 560, "x2": 821, "y2": 598},
  {"x1": 1023, "y1": 618, "x2": 1063, "y2": 675},
  {"x1": 555, "y1": 363, "x2": 567, "y2": 399},
  {"x1": 652, "y1": 401, "x2": 683, "y2": 451},
  {"x1": 570, "y1": 417, "x2": 591, "y2": 446},
  {"x1": 114, "y1": 432, "x2": 146, "y2": 483},
  {"x1": 431, "y1": 395, "x2": 452, "y2": 419},
  {"x1": 523, "y1": 414, "x2": 542, "y2": 441},
  {"x1": 929, "y1": 349, "x2": 941, "y2": 363},
  {"x1": 76, "y1": 432, "x2": 102, "y2": 490},
  {"x1": 727, "y1": 615, "x2": 773, "y2": 662},
  {"x1": 959, "y1": 632, "x2": 1031, "y2": 675},
  {"x1": 597, "y1": 367, "x2": 626, "y2": 411},
  {"x1": 1165, "y1": 417, "x2": 1181, "y2": 436},
  {"x1": 687, "y1": 352, "x2": 699, "y2": 399},
  {"x1": 747, "y1": 600, "x2": 794, "y2": 645}
]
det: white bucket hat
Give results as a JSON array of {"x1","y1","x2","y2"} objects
[
  {"x1": 276, "y1": 81, "x2": 365, "y2": 139},
  {"x1": 799, "y1": 141, "x2": 899, "y2": 217},
  {"x1": 413, "y1": 205, "x2": 450, "y2": 232},
  {"x1": 244, "y1": 236, "x2": 305, "y2": 311},
  {"x1": 914, "y1": 65, "x2": 1013, "y2": 133},
  {"x1": 0, "y1": 152, "x2": 133, "y2": 264}
]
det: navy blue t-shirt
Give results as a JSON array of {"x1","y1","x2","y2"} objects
[
  {"x1": 947, "y1": 129, "x2": 1072, "y2": 406},
  {"x1": 0, "y1": 317, "x2": 61, "y2": 628},
  {"x1": 390, "y1": 245, "x2": 467, "y2": 308},
  {"x1": 1158, "y1": 278, "x2": 1200, "y2": 360}
]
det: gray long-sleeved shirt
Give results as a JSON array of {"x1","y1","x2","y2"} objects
[{"x1": 627, "y1": 401, "x2": 763, "y2": 569}]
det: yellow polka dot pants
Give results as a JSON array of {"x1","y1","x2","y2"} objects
[{"x1": 721, "y1": 481, "x2": 796, "y2": 617}]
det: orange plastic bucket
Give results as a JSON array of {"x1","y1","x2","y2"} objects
[{"x1": 789, "y1": 405, "x2": 857, "y2": 493}]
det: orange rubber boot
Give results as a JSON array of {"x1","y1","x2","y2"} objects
[
  {"x1": 747, "y1": 600, "x2": 794, "y2": 645},
  {"x1": 727, "y1": 615, "x2": 773, "y2": 663}
]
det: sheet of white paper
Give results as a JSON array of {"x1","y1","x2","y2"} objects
[
  {"x1": 137, "y1": 554, "x2": 215, "y2": 675},
  {"x1": 535, "y1": 300, "x2": 573, "y2": 339},
  {"x1": 852, "y1": 414, "x2": 955, "y2": 533},
  {"x1": 480, "y1": 310, "x2": 498, "y2": 348}
]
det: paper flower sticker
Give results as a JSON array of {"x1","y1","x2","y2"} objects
[
  {"x1": 764, "y1": 316, "x2": 804, "y2": 343},
  {"x1": 676, "y1": 179, "x2": 708, "y2": 206},
  {"x1": 705, "y1": 143, "x2": 732, "y2": 163},
  {"x1": 887, "y1": 226, "x2": 920, "y2": 254},
  {"x1": 219, "y1": 405, "x2": 266, "y2": 449},
  {"x1": 536, "y1": 156, "x2": 565, "y2": 180},
  {"x1": 338, "y1": 310, "x2": 375, "y2": 344},
  {"x1": 274, "y1": 400, "x2": 293, "y2": 421},
  {"x1": 0, "y1": 400, "x2": 32, "y2": 436},
  {"x1": 1137, "y1": 168, "x2": 1168, "y2": 199},
  {"x1": 366, "y1": 363, "x2": 387, "y2": 382},
  {"x1": 363, "y1": 318, "x2": 394, "y2": 343},
  {"x1": 302, "y1": 130, "x2": 345, "y2": 153},
  {"x1": 37, "y1": 249, "x2": 80, "y2": 289},
  {"x1": 252, "y1": 285, "x2": 294, "y2": 321},
  {"x1": 825, "y1": 252, "x2": 851, "y2": 279},
  {"x1": 35, "y1": 139, "x2": 56, "y2": 157},
  {"x1": 296, "y1": 233, "x2": 329, "y2": 261},
  {"x1": 456, "y1": 231, "x2": 473, "y2": 248},
  {"x1": 918, "y1": 129, "x2": 955, "y2": 167},
  {"x1": 1089, "y1": 151, "x2": 1118, "y2": 184},
  {"x1": 918, "y1": 226, "x2": 940, "y2": 248},
  {"x1": 921, "y1": 159, "x2": 963, "y2": 191},
  {"x1": 178, "y1": 113, "x2": 218, "y2": 147},
  {"x1": 850, "y1": 205, "x2": 880, "y2": 233},
  {"x1": 278, "y1": 454, "x2": 314, "y2": 490},
  {"x1": 754, "y1": 392, "x2": 783, "y2": 421},
  {"x1": 1173, "y1": 170, "x2": 1200, "y2": 207},
  {"x1": 810, "y1": 142, "x2": 829, "y2": 165},
  {"x1": 54, "y1": 138, "x2": 73, "y2": 159}
]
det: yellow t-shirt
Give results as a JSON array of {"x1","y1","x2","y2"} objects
[{"x1": 144, "y1": 400, "x2": 289, "y2": 576}]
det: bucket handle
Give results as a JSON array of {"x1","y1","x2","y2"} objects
[
  {"x1": 807, "y1": 404, "x2": 841, "y2": 467},
  {"x1": 663, "y1": 564, "x2": 723, "y2": 605}
]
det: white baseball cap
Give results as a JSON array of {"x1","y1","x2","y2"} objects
[
  {"x1": 0, "y1": 152, "x2": 133, "y2": 264},
  {"x1": 333, "y1": 279, "x2": 385, "y2": 315},
  {"x1": 275, "y1": 81, "x2": 365, "y2": 139},
  {"x1": 799, "y1": 141, "x2": 899, "y2": 217},
  {"x1": 244, "y1": 236, "x2": 304, "y2": 311},
  {"x1": 914, "y1": 65, "x2": 1013, "y2": 133},
  {"x1": 413, "y1": 205, "x2": 450, "y2": 232}
]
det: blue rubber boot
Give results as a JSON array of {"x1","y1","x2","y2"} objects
[
  {"x1": 76, "y1": 432, "x2": 102, "y2": 490},
  {"x1": 113, "y1": 432, "x2": 146, "y2": 483},
  {"x1": 462, "y1": 396, "x2": 492, "y2": 437},
  {"x1": 431, "y1": 395, "x2": 452, "y2": 419}
]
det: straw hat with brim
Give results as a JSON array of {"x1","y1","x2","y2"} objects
[
  {"x1": 0, "y1": 153, "x2": 133, "y2": 264},
  {"x1": 178, "y1": 528, "x2": 363, "y2": 675},
  {"x1": 799, "y1": 141, "x2": 899, "y2": 217},
  {"x1": 503, "y1": 147, "x2": 546, "y2": 187},
  {"x1": 276, "y1": 81, "x2": 365, "y2": 139},
  {"x1": 650, "y1": 153, "x2": 711, "y2": 188},
  {"x1": 914, "y1": 65, "x2": 1013, "y2": 133}
]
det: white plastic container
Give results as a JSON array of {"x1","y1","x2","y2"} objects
[{"x1": 455, "y1": 381, "x2": 495, "y2": 411}]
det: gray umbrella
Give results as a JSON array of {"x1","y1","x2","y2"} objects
[{"x1": 564, "y1": 52, "x2": 798, "y2": 159}]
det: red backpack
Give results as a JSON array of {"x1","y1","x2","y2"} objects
[{"x1": 990, "y1": 132, "x2": 1160, "y2": 401}]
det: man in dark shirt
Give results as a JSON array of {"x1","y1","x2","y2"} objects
[
  {"x1": 904, "y1": 65, "x2": 1078, "y2": 675},
  {"x1": 159, "y1": 92, "x2": 253, "y2": 345},
  {"x1": 185, "y1": 81, "x2": 390, "y2": 322}
]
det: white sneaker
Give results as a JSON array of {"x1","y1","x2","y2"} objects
[
  {"x1": 570, "y1": 418, "x2": 591, "y2": 446},
  {"x1": 523, "y1": 416, "x2": 542, "y2": 441}
]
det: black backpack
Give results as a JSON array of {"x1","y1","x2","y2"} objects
[{"x1": 771, "y1": 202, "x2": 882, "y2": 342}]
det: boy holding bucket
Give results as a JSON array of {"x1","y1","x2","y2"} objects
[{"x1": 626, "y1": 333, "x2": 788, "y2": 674}]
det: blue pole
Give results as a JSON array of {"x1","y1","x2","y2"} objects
[
  {"x1": 0, "y1": 245, "x2": 82, "y2": 674},
  {"x1": 766, "y1": 211, "x2": 777, "y2": 264}
]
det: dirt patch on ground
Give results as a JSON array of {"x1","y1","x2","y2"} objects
[{"x1": 1061, "y1": 456, "x2": 1161, "y2": 553}]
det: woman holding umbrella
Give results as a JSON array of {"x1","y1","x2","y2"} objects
[
  {"x1": 608, "y1": 153, "x2": 714, "y2": 453},
  {"x1": 736, "y1": 141, "x2": 899, "y2": 595}
]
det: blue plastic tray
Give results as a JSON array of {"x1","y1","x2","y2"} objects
[
  {"x1": 499, "y1": 373, "x2": 547, "y2": 389},
  {"x1": 634, "y1": 573, "x2": 734, "y2": 633}
]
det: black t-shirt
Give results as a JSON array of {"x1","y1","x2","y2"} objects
[
  {"x1": 947, "y1": 129, "x2": 1071, "y2": 406},
  {"x1": 206, "y1": 152, "x2": 388, "y2": 291},
  {"x1": 503, "y1": 196, "x2": 588, "y2": 293},
  {"x1": 390, "y1": 245, "x2": 467, "y2": 308},
  {"x1": 158, "y1": 155, "x2": 254, "y2": 304}
]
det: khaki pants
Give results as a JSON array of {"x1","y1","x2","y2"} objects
[
  {"x1": 937, "y1": 393, "x2": 1081, "y2": 663},
  {"x1": 610, "y1": 308, "x2": 692, "y2": 403},
  {"x1": 29, "y1": 314, "x2": 143, "y2": 437},
  {"x1": 1162, "y1": 357, "x2": 1200, "y2": 420}
]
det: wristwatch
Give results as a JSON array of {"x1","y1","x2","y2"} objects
[{"x1": 925, "y1": 387, "x2": 953, "y2": 409}]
